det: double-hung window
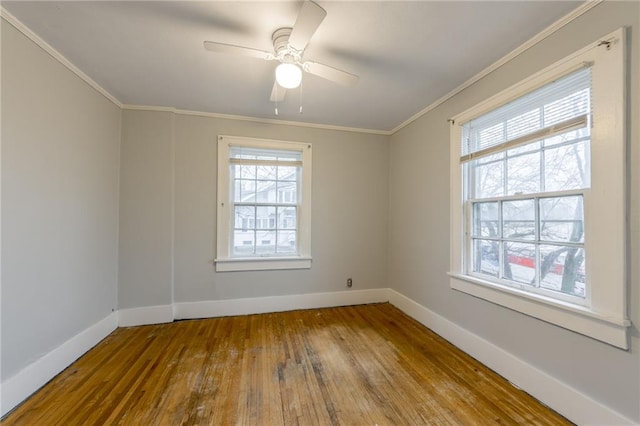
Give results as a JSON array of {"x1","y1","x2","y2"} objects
[
  {"x1": 216, "y1": 136, "x2": 312, "y2": 272},
  {"x1": 449, "y1": 29, "x2": 629, "y2": 348},
  {"x1": 464, "y1": 68, "x2": 591, "y2": 304}
]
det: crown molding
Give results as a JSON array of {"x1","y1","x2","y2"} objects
[
  {"x1": 121, "y1": 105, "x2": 392, "y2": 136},
  {"x1": 1, "y1": 7, "x2": 123, "y2": 108},
  {"x1": 389, "y1": 0, "x2": 604, "y2": 135},
  {"x1": 1, "y1": 6, "x2": 388, "y2": 136},
  {"x1": 2, "y1": 1, "x2": 603, "y2": 137}
]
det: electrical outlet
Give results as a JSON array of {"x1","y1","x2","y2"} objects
[{"x1": 347, "y1": 278, "x2": 353, "y2": 287}]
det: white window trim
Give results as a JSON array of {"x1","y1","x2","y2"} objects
[
  {"x1": 449, "y1": 28, "x2": 630, "y2": 349},
  {"x1": 216, "y1": 135, "x2": 312, "y2": 272}
]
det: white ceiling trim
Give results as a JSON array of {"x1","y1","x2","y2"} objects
[
  {"x1": 389, "y1": 0, "x2": 603, "y2": 135},
  {"x1": 2, "y1": 5, "x2": 388, "y2": 136},
  {"x1": 121, "y1": 104, "x2": 392, "y2": 136},
  {"x1": 1, "y1": 7, "x2": 123, "y2": 108},
  {"x1": 2, "y1": 2, "x2": 601, "y2": 137}
]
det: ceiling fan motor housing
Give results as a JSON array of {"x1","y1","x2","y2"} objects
[
  {"x1": 272, "y1": 28, "x2": 301, "y2": 64},
  {"x1": 203, "y1": 0, "x2": 358, "y2": 102}
]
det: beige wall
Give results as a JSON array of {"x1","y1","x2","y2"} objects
[
  {"x1": 118, "y1": 110, "x2": 174, "y2": 308},
  {"x1": 4, "y1": 1, "x2": 639, "y2": 421},
  {"x1": 388, "y1": 2, "x2": 640, "y2": 421},
  {"x1": 119, "y1": 110, "x2": 390, "y2": 306},
  {"x1": 1, "y1": 20, "x2": 121, "y2": 380}
]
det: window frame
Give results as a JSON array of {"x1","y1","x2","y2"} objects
[
  {"x1": 449, "y1": 28, "x2": 630, "y2": 349},
  {"x1": 216, "y1": 135, "x2": 312, "y2": 272},
  {"x1": 466, "y1": 191, "x2": 588, "y2": 306}
]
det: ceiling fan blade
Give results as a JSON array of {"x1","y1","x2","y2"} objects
[
  {"x1": 203, "y1": 41, "x2": 274, "y2": 60},
  {"x1": 304, "y1": 61, "x2": 359, "y2": 86},
  {"x1": 270, "y1": 81, "x2": 286, "y2": 102},
  {"x1": 288, "y1": 1, "x2": 327, "y2": 51}
]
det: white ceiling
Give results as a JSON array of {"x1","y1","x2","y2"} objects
[{"x1": 3, "y1": 1, "x2": 582, "y2": 132}]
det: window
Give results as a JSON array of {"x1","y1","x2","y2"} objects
[
  {"x1": 449, "y1": 29, "x2": 630, "y2": 349},
  {"x1": 465, "y1": 68, "x2": 590, "y2": 305},
  {"x1": 216, "y1": 136, "x2": 312, "y2": 272}
]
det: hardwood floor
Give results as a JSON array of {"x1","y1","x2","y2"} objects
[{"x1": 3, "y1": 303, "x2": 571, "y2": 425}]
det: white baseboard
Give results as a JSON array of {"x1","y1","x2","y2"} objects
[
  {"x1": 174, "y1": 288, "x2": 389, "y2": 320},
  {"x1": 0, "y1": 312, "x2": 118, "y2": 417},
  {"x1": 387, "y1": 289, "x2": 635, "y2": 426},
  {"x1": 118, "y1": 289, "x2": 389, "y2": 326},
  {"x1": 118, "y1": 304, "x2": 173, "y2": 327},
  {"x1": 3, "y1": 289, "x2": 632, "y2": 425}
]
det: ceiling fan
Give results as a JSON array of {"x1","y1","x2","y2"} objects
[{"x1": 203, "y1": 0, "x2": 359, "y2": 103}]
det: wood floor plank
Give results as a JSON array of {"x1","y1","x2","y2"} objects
[{"x1": 2, "y1": 303, "x2": 572, "y2": 425}]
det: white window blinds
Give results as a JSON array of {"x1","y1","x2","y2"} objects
[
  {"x1": 229, "y1": 145, "x2": 302, "y2": 166},
  {"x1": 460, "y1": 65, "x2": 592, "y2": 162}
]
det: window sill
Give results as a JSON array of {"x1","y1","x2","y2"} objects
[
  {"x1": 215, "y1": 256, "x2": 312, "y2": 272},
  {"x1": 448, "y1": 273, "x2": 630, "y2": 349}
]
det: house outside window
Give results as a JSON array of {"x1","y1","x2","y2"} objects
[
  {"x1": 216, "y1": 136, "x2": 312, "y2": 272},
  {"x1": 449, "y1": 29, "x2": 630, "y2": 349}
]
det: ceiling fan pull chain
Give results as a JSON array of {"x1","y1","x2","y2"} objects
[
  {"x1": 275, "y1": 85, "x2": 279, "y2": 115},
  {"x1": 299, "y1": 80, "x2": 303, "y2": 114}
]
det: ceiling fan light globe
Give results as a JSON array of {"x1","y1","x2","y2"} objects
[{"x1": 275, "y1": 63, "x2": 302, "y2": 89}]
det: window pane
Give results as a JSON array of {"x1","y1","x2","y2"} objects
[
  {"x1": 233, "y1": 230, "x2": 255, "y2": 256},
  {"x1": 277, "y1": 231, "x2": 297, "y2": 254},
  {"x1": 502, "y1": 199, "x2": 535, "y2": 240},
  {"x1": 544, "y1": 141, "x2": 589, "y2": 191},
  {"x1": 234, "y1": 179, "x2": 256, "y2": 203},
  {"x1": 278, "y1": 166, "x2": 297, "y2": 181},
  {"x1": 256, "y1": 181, "x2": 277, "y2": 203},
  {"x1": 256, "y1": 230, "x2": 276, "y2": 254},
  {"x1": 507, "y1": 140, "x2": 540, "y2": 157},
  {"x1": 256, "y1": 206, "x2": 276, "y2": 230},
  {"x1": 540, "y1": 196, "x2": 584, "y2": 243},
  {"x1": 543, "y1": 126, "x2": 589, "y2": 147},
  {"x1": 507, "y1": 152, "x2": 540, "y2": 195},
  {"x1": 472, "y1": 239, "x2": 499, "y2": 277},
  {"x1": 277, "y1": 181, "x2": 297, "y2": 204},
  {"x1": 256, "y1": 165, "x2": 277, "y2": 180},
  {"x1": 277, "y1": 206, "x2": 297, "y2": 230},
  {"x1": 238, "y1": 164, "x2": 256, "y2": 179},
  {"x1": 477, "y1": 152, "x2": 505, "y2": 165},
  {"x1": 473, "y1": 202, "x2": 498, "y2": 238},
  {"x1": 540, "y1": 245, "x2": 586, "y2": 298},
  {"x1": 234, "y1": 206, "x2": 255, "y2": 230},
  {"x1": 503, "y1": 242, "x2": 536, "y2": 285},
  {"x1": 228, "y1": 150, "x2": 302, "y2": 257},
  {"x1": 474, "y1": 160, "x2": 504, "y2": 198}
]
